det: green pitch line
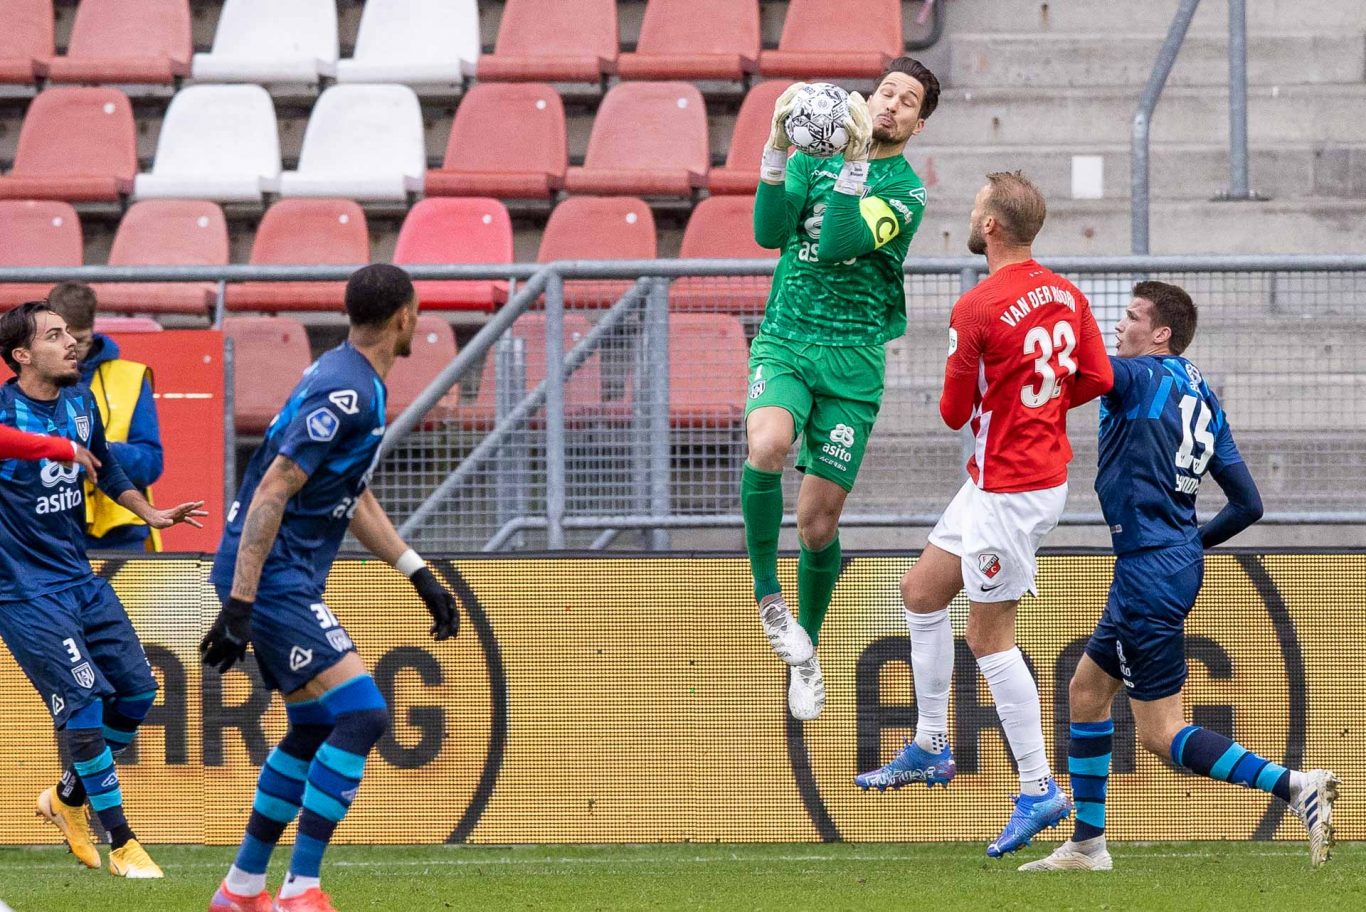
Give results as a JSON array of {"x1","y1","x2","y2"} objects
[{"x1": 0, "y1": 842, "x2": 1359, "y2": 911}]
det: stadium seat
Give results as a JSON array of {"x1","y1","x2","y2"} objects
[
  {"x1": 225, "y1": 199, "x2": 369, "y2": 313},
  {"x1": 384, "y1": 314, "x2": 460, "y2": 422},
  {"x1": 133, "y1": 85, "x2": 281, "y2": 202},
  {"x1": 424, "y1": 83, "x2": 566, "y2": 199},
  {"x1": 92, "y1": 200, "x2": 228, "y2": 316},
  {"x1": 0, "y1": 0, "x2": 53, "y2": 85},
  {"x1": 393, "y1": 198, "x2": 513, "y2": 312},
  {"x1": 192, "y1": 0, "x2": 338, "y2": 84},
  {"x1": 759, "y1": 0, "x2": 901, "y2": 78},
  {"x1": 0, "y1": 87, "x2": 135, "y2": 202},
  {"x1": 337, "y1": 0, "x2": 478, "y2": 87},
  {"x1": 95, "y1": 316, "x2": 162, "y2": 333},
  {"x1": 222, "y1": 316, "x2": 313, "y2": 435},
  {"x1": 538, "y1": 196, "x2": 656, "y2": 306},
  {"x1": 616, "y1": 0, "x2": 759, "y2": 81},
  {"x1": 41, "y1": 0, "x2": 191, "y2": 85},
  {"x1": 463, "y1": 311, "x2": 602, "y2": 429},
  {"x1": 563, "y1": 82, "x2": 709, "y2": 198},
  {"x1": 0, "y1": 199, "x2": 81, "y2": 307},
  {"x1": 666, "y1": 313, "x2": 749, "y2": 427},
  {"x1": 278, "y1": 84, "x2": 425, "y2": 201},
  {"x1": 477, "y1": 0, "x2": 617, "y2": 83},
  {"x1": 708, "y1": 80, "x2": 790, "y2": 194},
  {"x1": 671, "y1": 195, "x2": 776, "y2": 314}
]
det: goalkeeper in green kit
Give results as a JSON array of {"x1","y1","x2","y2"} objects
[{"x1": 745, "y1": 58, "x2": 939, "y2": 720}]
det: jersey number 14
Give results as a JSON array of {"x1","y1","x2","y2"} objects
[{"x1": 1020, "y1": 321, "x2": 1078, "y2": 408}]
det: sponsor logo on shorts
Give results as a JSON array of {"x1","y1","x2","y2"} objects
[
  {"x1": 306, "y1": 407, "x2": 340, "y2": 442},
  {"x1": 50, "y1": 694, "x2": 64, "y2": 717},
  {"x1": 289, "y1": 646, "x2": 314, "y2": 671},
  {"x1": 74, "y1": 415, "x2": 90, "y2": 442},
  {"x1": 820, "y1": 424, "x2": 856, "y2": 469},
  {"x1": 71, "y1": 662, "x2": 95, "y2": 689},
  {"x1": 978, "y1": 553, "x2": 1002, "y2": 579},
  {"x1": 327, "y1": 629, "x2": 354, "y2": 653},
  {"x1": 1116, "y1": 641, "x2": 1134, "y2": 686}
]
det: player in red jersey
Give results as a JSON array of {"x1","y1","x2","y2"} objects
[{"x1": 855, "y1": 172, "x2": 1112, "y2": 857}]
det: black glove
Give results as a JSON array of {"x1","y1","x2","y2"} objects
[
  {"x1": 410, "y1": 567, "x2": 459, "y2": 641},
  {"x1": 200, "y1": 596, "x2": 253, "y2": 673}
]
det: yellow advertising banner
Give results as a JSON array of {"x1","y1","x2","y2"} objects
[{"x1": 0, "y1": 553, "x2": 1357, "y2": 845}]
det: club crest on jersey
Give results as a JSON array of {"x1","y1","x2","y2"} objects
[
  {"x1": 289, "y1": 646, "x2": 313, "y2": 671},
  {"x1": 978, "y1": 553, "x2": 1002, "y2": 579},
  {"x1": 327, "y1": 629, "x2": 353, "y2": 653},
  {"x1": 306, "y1": 407, "x2": 340, "y2": 442},
  {"x1": 328, "y1": 389, "x2": 360, "y2": 415},
  {"x1": 74, "y1": 415, "x2": 90, "y2": 441},
  {"x1": 71, "y1": 662, "x2": 95, "y2": 689}
]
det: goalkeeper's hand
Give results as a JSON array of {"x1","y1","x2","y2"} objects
[
  {"x1": 200, "y1": 596, "x2": 252, "y2": 673},
  {"x1": 842, "y1": 91, "x2": 872, "y2": 162},
  {"x1": 410, "y1": 567, "x2": 460, "y2": 641},
  {"x1": 765, "y1": 82, "x2": 809, "y2": 152}
]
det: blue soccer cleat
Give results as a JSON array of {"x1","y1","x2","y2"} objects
[
  {"x1": 987, "y1": 779, "x2": 1073, "y2": 858},
  {"x1": 854, "y1": 740, "x2": 956, "y2": 791}
]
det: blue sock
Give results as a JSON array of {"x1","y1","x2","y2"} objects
[
  {"x1": 65, "y1": 700, "x2": 134, "y2": 848},
  {"x1": 1069, "y1": 720, "x2": 1113, "y2": 841},
  {"x1": 289, "y1": 677, "x2": 389, "y2": 882},
  {"x1": 59, "y1": 689, "x2": 157, "y2": 808},
  {"x1": 232, "y1": 699, "x2": 334, "y2": 877},
  {"x1": 1171, "y1": 724, "x2": 1291, "y2": 801}
]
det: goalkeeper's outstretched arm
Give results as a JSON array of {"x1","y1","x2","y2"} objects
[{"x1": 754, "y1": 82, "x2": 810, "y2": 249}]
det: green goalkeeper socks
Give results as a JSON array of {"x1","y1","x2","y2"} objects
[
  {"x1": 741, "y1": 463, "x2": 784, "y2": 601},
  {"x1": 798, "y1": 535, "x2": 841, "y2": 645}
]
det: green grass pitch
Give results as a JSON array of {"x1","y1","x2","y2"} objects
[{"x1": 0, "y1": 842, "x2": 1360, "y2": 911}]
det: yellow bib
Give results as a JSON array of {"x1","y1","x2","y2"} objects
[{"x1": 86, "y1": 359, "x2": 162, "y2": 552}]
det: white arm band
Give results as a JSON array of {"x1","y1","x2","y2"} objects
[
  {"x1": 395, "y1": 548, "x2": 425, "y2": 578},
  {"x1": 760, "y1": 148, "x2": 788, "y2": 183},
  {"x1": 834, "y1": 160, "x2": 868, "y2": 196}
]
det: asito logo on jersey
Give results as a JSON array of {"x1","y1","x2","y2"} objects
[{"x1": 36, "y1": 459, "x2": 83, "y2": 514}]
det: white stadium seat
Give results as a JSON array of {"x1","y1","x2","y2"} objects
[
  {"x1": 191, "y1": 0, "x2": 338, "y2": 84},
  {"x1": 134, "y1": 85, "x2": 281, "y2": 202},
  {"x1": 277, "y1": 84, "x2": 425, "y2": 201},
  {"x1": 336, "y1": 0, "x2": 479, "y2": 87}
]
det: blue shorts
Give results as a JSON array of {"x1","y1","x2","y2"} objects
[
  {"x1": 0, "y1": 576, "x2": 156, "y2": 728},
  {"x1": 1084, "y1": 540, "x2": 1204, "y2": 702},
  {"x1": 214, "y1": 584, "x2": 356, "y2": 694}
]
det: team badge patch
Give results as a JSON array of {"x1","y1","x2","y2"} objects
[
  {"x1": 289, "y1": 646, "x2": 314, "y2": 671},
  {"x1": 327, "y1": 629, "x2": 354, "y2": 653},
  {"x1": 978, "y1": 553, "x2": 1002, "y2": 579},
  {"x1": 328, "y1": 389, "x2": 360, "y2": 415},
  {"x1": 74, "y1": 415, "x2": 90, "y2": 441},
  {"x1": 71, "y1": 662, "x2": 95, "y2": 689},
  {"x1": 306, "y1": 407, "x2": 340, "y2": 442}
]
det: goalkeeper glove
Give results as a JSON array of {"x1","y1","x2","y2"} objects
[
  {"x1": 398, "y1": 549, "x2": 459, "y2": 641},
  {"x1": 842, "y1": 91, "x2": 873, "y2": 162},
  {"x1": 200, "y1": 596, "x2": 253, "y2": 673},
  {"x1": 764, "y1": 82, "x2": 809, "y2": 152}
]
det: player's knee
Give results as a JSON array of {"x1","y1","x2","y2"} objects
[
  {"x1": 900, "y1": 572, "x2": 935, "y2": 613},
  {"x1": 796, "y1": 512, "x2": 837, "y2": 552},
  {"x1": 745, "y1": 423, "x2": 790, "y2": 472},
  {"x1": 1135, "y1": 723, "x2": 1173, "y2": 759},
  {"x1": 344, "y1": 706, "x2": 390, "y2": 751},
  {"x1": 1068, "y1": 674, "x2": 1108, "y2": 720},
  {"x1": 963, "y1": 624, "x2": 1011, "y2": 659}
]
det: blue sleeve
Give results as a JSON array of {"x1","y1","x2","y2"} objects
[
  {"x1": 107, "y1": 376, "x2": 163, "y2": 490},
  {"x1": 1199, "y1": 457, "x2": 1263, "y2": 549},
  {"x1": 1105, "y1": 356, "x2": 1142, "y2": 409},
  {"x1": 1207, "y1": 403, "x2": 1243, "y2": 473},
  {"x1": 87, "y1": 396, "x2": 135, "y2": 502},
  {"x1": 275, "y1": 383, "x2": 366, "y2": 478}
]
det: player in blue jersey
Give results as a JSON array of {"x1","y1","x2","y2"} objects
[
  {"x1": 1020, "y1": 282, "x2": 1338, "y2": 872},
  {"x1": 0, "y1": 302, "x2": 206, "y2": 879},
  {"x1": 202, "y1": 265, "x2": 458, "y2": 912}
]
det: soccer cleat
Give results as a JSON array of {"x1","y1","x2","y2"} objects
[
  {"x1": 108, "y1": 839, "x2": 164, "y2": 878},
  {"x1": 987, "y1": 780, "x2": 1073, "y2": 858},
  {"x1": 757, "y1": 593, "x2": 813, "y2": 665},
  {"x1": 274, "y1": 888, "x2": 338, "y2": 912},
  {"x1": 35, "y1": 786, "x2": 100, "y2": 869},
  {"x1": 788, "y1": 655, "x2": 825, "y2": 721},
  {"x1": 854, "y1": 740, "x2": 956, "y2": 791},
  {"x1": 211, "y1": 882, "x2": 275, "y2": 912},
  {"x1": 1290, "y1": 768, "x2": 1339, "y2": 867},
  {"x1": 1018, "y1": 838, "x2": 1114, "y2": 872}
]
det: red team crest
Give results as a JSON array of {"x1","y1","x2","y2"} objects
[{"x1": 978, "y1": 553, "x2": 1002, "y2": 579}]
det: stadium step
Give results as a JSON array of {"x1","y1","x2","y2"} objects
[{"x1": 943, "y1": 0, "x2": 1366, "y2": 36}]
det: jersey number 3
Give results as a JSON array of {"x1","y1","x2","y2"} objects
[{"x1": 1020, "y1": 321, "x2": 1078, "y2": 408}]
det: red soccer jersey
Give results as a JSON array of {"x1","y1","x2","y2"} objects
[{"x1": 940, "y1": 259, "x2": 1112, "y2": 493}]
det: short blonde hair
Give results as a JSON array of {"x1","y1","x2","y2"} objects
[{"x1": 984, "y1": 171, "x2": 1047, "y2": 245}]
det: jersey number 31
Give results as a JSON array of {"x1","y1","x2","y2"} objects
[{"x1": 1020, "y1": 321, "x2": 1077, "y2": 408}]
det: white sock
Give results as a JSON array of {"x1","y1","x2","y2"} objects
[
  {"x1": 1288, "y1": 770, "x2": 1308, "y2": 803},
  {"x1": 224, "y1": 865, "x2": 267, "y2": 896},
  {"x1": 905, "y1": 608, "x2": 953, "y2": 752},
  {"x1": 977, "y1": 646, "x2": 1051, "y2": 786},
  {"x1": 279, "y1": 874, "x2": 321, "y2": 899}
]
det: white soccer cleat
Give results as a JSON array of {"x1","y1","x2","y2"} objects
[
  {"x1": 788, "y1": 655, "x2": 825, "y2": 721},
  {"x1": 1290, "y1": 769, "x2": 1339, "y2": 867},
  {"x1": 758, "y1": 593, "x2": 813, "y2": 665},
  {"x1": 1018, "y1": 838, "x2": 1113, "y2": 872}
]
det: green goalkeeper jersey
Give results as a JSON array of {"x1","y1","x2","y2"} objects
[{"x1": 753, "y1": 152, "x2": 926, "y2": 347}]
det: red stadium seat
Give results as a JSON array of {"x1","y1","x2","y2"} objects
[
  {"x1": 222, "y1": 316, "x2": 313, "y2": 435},
  {"x1": 708, "y1": 80, "x2": 789, "y2": 194},
  {"x1": 384, "y1": 314, "x2": 460, "y2": 422},
  {"x1": 0, "y1": 0, "x2": 53, "y2": 85},
  {"x1": 393, "y1": 198, "x2": 513, "y2": 312},
  {"x1": 477, "y1": 0, "x2": 617, "y2": 83},
  {"x1": 92, "y1": 200, "x2": 227, "y2": 316},
  {"x1": 0, "y1": 199, "x2": 81, "y2": 307},
  {"x1": 425, "y1": 83, "x2": 567, "y2": 200},
  {"x1": 462, "y1": 311, "x2": 602, "y2": 429},
  {"x1": 617, "y1": 0, "x2": 759, "y2": 81},
  {"x1": 41, "y1": 0, "x2": 191, "y2": 85},
  {"x1": 563, "y1": 82, "x2": 709, "y2": 198},
  {"x1": 226, "y1": 199, "x2": 369, "y2": 313},
  {"x1": 0, "y1": 88, "x2": 136, "y2": 202},
  {"x1": 538, "y1": 196, "x2": 655, "y2": 306},
  {"x1": 666, "y1": 312, "x2": 749, "y2": 427},
  {"x1": 671, "y1": 195, "x2": 776, "y2": 314},
  {"x1": 95, "y1": 316, "x2": 163, "y2": 333},
  {"x1": 759, "y1": 0, "x2": 901, "y2": 79}
]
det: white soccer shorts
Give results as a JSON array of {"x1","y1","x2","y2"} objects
[{"x1": 927, "y1": 479, "x2": 1068, "y2": 603}]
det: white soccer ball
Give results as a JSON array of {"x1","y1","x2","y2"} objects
[{"x1": 784, "y1": 83, "x2": 850, "y2": 158}]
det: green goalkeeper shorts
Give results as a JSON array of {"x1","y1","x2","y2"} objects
[{"x1": 744, "y1": 332, "x2": 885, "y2": 491}]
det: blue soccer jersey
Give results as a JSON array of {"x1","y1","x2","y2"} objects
[
  {"x1": 0, "y1": 380, "x2": 134, "y2": 601},
  {"x1": 1095, "y1": 355, "x2": 1242, "y2": 555},
  {"x1": 212, "y1": 342, "x2": 387, "y2": 597}
]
